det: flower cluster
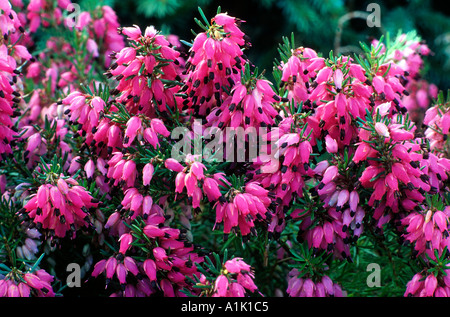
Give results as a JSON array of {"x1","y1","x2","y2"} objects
[
  {"x1": 214, "y1": 181, "x2": 273, "y2": 239},
  {"x1": 0, "y1": 269, "x2": 55, "y2": 297},
  {"x1": 182, "y1": 12, "x2": 250, "y2": 116},
  {"x1": 287, "y1": 269, "x2": 343, "y2": 297},
  {"x1": 405, "y1": 269, "x2": 450, "y2": 297},
  {"x1": 423, "y1": 91, "x2": 450, "y2": 155},
  {"x1": 166, "y1": 155, "x2": 228, "y2": 209},
  {"x1": 211, "y1": 257, "x2": 258, "y2": 296},
  {"x1": 373, "y1": 33, "x2": 437, "y2": 123},
  {"x1": 107, "y1": 25, "x2": 182, "y2": 117},
  {"x1": 251, "y1": 114, "x2": 318, "y2": 235},
  {"x1": 0, "y1": 0, "x2": 29, "y2": 161},
  {"x1": 19, "y1": 170, "x2": 99, "y2": 239},
  {"x1": 93, "y1": 210, "x2": 203, "y2": 297},
  {"x1": 401, "y1": 206, "x2": 450, "y2": 258},
  {"x1": 192, "y1": 256, "x2": 259, "y2": 297},
  {"x1": 2, "y1": 1, "x2": 450, "y2": 299},
  {"x1": 206, "y1": 68, "x2": 280, "y2": 129}
]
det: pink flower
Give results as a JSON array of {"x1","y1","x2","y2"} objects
[
  {"x1": 108, "y1": 25, "x2": 180, "y2": 115},
  {"x1": 165, "y1": 158, "x2": 184, "y2": 172},
  {"x1": 142, "y1": 163, "x2": 155, "y2": 186},
  {"x1": 182, "y1": 12, "x2": 250, "y2": 116},
  {"x1": 118, "y1": 233, "x2": 133, "y2": 254},
  {"x1": 20, "y1": 174, "x2": 99, "y2": 239},
  {"x1": 287, "y1": 269, "x2": 343, "y2": 297},
  {"x1": 214, "y1": 181, "x2": 270, "y2": 237},
  {"x1": 0, "y1": 269, "x2": 57, "y2": 297},
  {"x1": 325, "y1": 134, "x2": 338, "y2": 153},
  {"x1": 206, "y1": 78, "x2": 279, "y2": 129},
  {"x1": 214, "y1": 275, "x2": 229, "y2": 297}
]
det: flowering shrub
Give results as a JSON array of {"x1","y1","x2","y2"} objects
[{"x1": 1, "y1": 1, "x2": 450, "y2": 299}]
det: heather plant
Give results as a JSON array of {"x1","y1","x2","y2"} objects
[{"x1": 1, "y1": 1, "x2": 450, "y2": 299}]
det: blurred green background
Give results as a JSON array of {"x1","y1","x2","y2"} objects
[{"x1": 81, "y1": 0, "x2": 450, "y2": 91}]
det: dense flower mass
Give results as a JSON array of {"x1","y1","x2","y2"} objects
[
  {"x1": 19, "y1": 172, "x2": 100, "y2": 239},
  {"x1": 0, "y1": 268, "x2": 55, "y2": 297},
  {"x1": 1, "y1": 1, "x2": 450, "y2": 300},
  {"x1": 181, "y1": 12, "x2": 250, "y2": 116}
]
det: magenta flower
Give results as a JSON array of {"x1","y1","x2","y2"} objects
[
  {"x1": 206, "y1": 76, "x2": 280, "y2": 129},
  {"x1": 108, "y1": 25, "x2": 181, "y2": 117},
  {"x1": 251, "y1": 115, "x2": 319, "y2": 234},
  {"x1": 95, "y1": 205, "x2": 203, "y2": 297},
  {"x1": 195, "y1": 257, "x2": 258, "y2": 297},
  {"x1": 166, "y1": 155, "x2": 229, "y2": 209},
  {"x1": 91, "y1": 254, "x2": 141, "y2": 288},
  {"x1": 122, "y1": 115, "x2": 170, "y2": 148},
  {"x1": 214, "y1": 181, "x2": 271, "y2": 238},
  {"x1": 279, "y1": 47, "x2": 320, "y2": 106},
  {"x1": 401, "y1": 207, "x2": 450, "y2": 258},
  {"x1": 182, "y1": 11, "x2": 250, "y2": 116},
  {"x1": 287, "y1": 269, "x2": 343, "y2": 297},
  {"x1": 0, "y1": 269, "x2": 55, "y2": 297},
  {"x1": 405, "y1": 269, "x2": 450, "y2": 297},
  {"x1": 20, "y1": 174, "x2": 99, "y2": 239},
  {"x1": 423, "y1": 97, "x2": 450, "y2": 154}
]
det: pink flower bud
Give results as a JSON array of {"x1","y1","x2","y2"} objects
[
  {"x1": 160, "y1": 279, "x2": 174, "y2": 297},
  {"x1": 92, "y1": 259, "x2": 106, "y2": 277},
  {"x1": 323, "y1": 222, "x2": 334, "y2": 244},
  {"x1": 84, "y1": 159, "x2": 95, "y2": 180},
  {"x1": 68, "y1": 156, "x2": 81, "y2": 175},
  {"x1": 23, "y1": 273, "x2": 43, "y2": 290},
  {"x1": 214, "y1": 274, "x2": 229, "y2": 297},
  {"x1": 122, "y1": 159, "x2": 136, "y2": 181},
  {"x1": 333, "y1": 68, "x2": 344, "y2": 91},
  {"x1": 86, "y1": 39, "x2": 99, "y2": 58},
  {"x1": 234, "y1": 194, "x2": 249, "y2": 215},
  {"x1": 105, "y1": 257, "x2": 118, "y2": 279},
  {"x1": 143, "y1": 259, "x2": 157, "y2": 281},
  {"x1": 237, "y1": 273, "x2": 257, "y2": 292},
  {"x1": 26, "y1": 132, "x2": 41, "y2": 153},
  {"x1": 143, "y1": 127, "x2": 159, "y2": 148},
  {"x1": 229, "y1": 282, "x2": 246, "y2": 297},
  {"x1": 7, "y1": 284, "x2": 20, "y2": 297},
  {"x1": 374, "y1": 122, "x2": 390, "y2": 138},
  {"x1": 303, "y1": 278, "x2": 315, "y2": 297},
  {"x1": 116, "y1": 263, "x2": 127, "y2": 284},
  {"x1": 175, "y1": 172, "x2": 186, "y2": 194},
  {"x1": 18, "y1": 283, "x2": 31, "y2": 297},
  {"x1": 121, "y1": 25, "x2": 142, "y2": 41},
  {"x1": 349, "y1": 190, "x2": 359, "y2": 212},
  {"x1": 424, "y1": 274, "x2": 437, "y2": 297},
  {"x1": 143, "y1": 224, "x2": 165, "y2": 238},
  {"x1": 433, "y1": 211, "x2": 448, "y2": 232},
  {"x1": 372, "y1": 76, "x2": 385, "y2": 94},
  {"x1": 0, "y1": 280, "x2": 7, "y2": 297},
  {"x1": 312, "y1": 226, "x2": 323, "y2": 248},
  {"x1": 150, "y1": 119, "x2": 170, "y2": 137},
  {"x1": 184, "y1": 172, "x2": 198, "y2": 196},
  {"x1": 165, "y1": 158, "x2": 184, "y2": 172},
  {"x1": 325, "y1": 135, "x2": 338, "y2": 153},
  {"x1": 118, "y1": 233, "x2": 133, "y2": 254},
  {"x1": 322, "y1": 166, "x2": 338, "y2": 184},
  {"x1": 203, "y1": 177, "x2": 221, "y2": 201},
  {"x1": 123, "y1": 257, "x2": 139, "y2": 276},
  {"x1": 142, "y1": 196, "x2": 153, "y2": 216},
  {"x1": 105, "y1": 211, "x2": 120, "y2": 229},
  {"x1": 153, "y1": 247, "x2": 168, "y2": 262},
  {"x1": 190, "y1": 161, "x2": 206, "y2": 179},
  {"x1": 124, "y1": 116, "x2": 142, "y2": 146}
]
